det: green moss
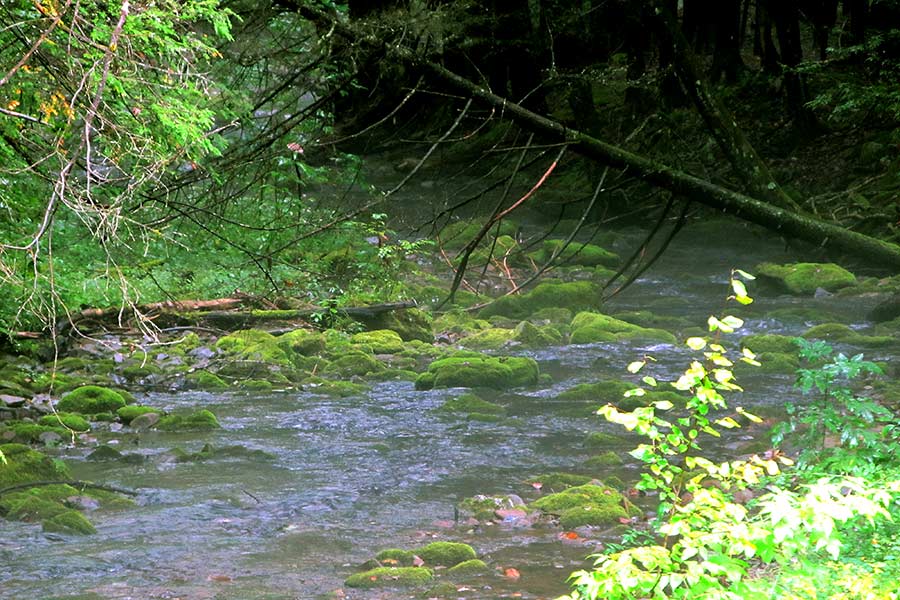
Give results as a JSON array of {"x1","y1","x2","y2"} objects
[
  {"x1": 802, "y1": 323, "x2": 896, "y2": 347},
  {"x1": 238, "y1": 379, "x2": 274, "y2": 392},
  {"x1": 57, "y1": 385, "x2": 126, "y2": 414},
  {"x1": 570, "y1": 312, "x2": 677, "y2": 345},
  {"x1": 530, "y1": 239, "x2": 619, "y2": 268},
  {"x1": 322, "y1": 351, "x2": 383, "y2": 377},
  {"x1": 766, "y1": 307, "x2": 846, "y2": 325},
  {"x1": 530, "y1": 307, "x2": 573, "y2": 323},
  {"x1": 184, "y1": 370, "x2": 229, "y2": 390},
  {"x1": 0, "y1": 422, "x2": 69, "y2": 444},
  {"x1": 440, "y1": 219, "x2": 518, "y2": 250},
  {"x1": 531, "y1": 472, "x2": 593, "y2": 491},
  {"x1": 558, "y1": 504, "x2": 628, "y2": 528},
  {"x1": 345, "y1": 566, "x2": 433, "y2": 589},
  {"x1": 413, "y1": 541, "x2": 477, "y2": 567},
  {"x1": 756, "y1": 262, "x2": 857, "y2": 295},
  {"x1": 363, "y1": 307, "x2": 435, "y2": 343},
  {"x1": 415, "y1": 351, "x2": 539, "y2": 390},
  {"x1": 586, "y1": 451, "x2": 624, "y2": 467},
  {"x1": 458, "y1": 327, "x2": 515, "y2": 351},
  {"x1": 433, "y1": 310, "x2": 492, "y2": 335},
  {"x1": 42, "y1": 509, "x2": 96, "y2": 535},
  {"x1": 479, "y1": 281, "x2": 602, "y2": 320},
  {"x1": 734, "y1": 352, "x2": 798, "y2": 374},
  {"x1": 175, "y1": 332, "x2": 202, "y2": 352},
  {"x1": 741, "y1": 334, "x2": 800, "y2": 355},
  {"x1": 350, "y1": 329, "x2": 405, "y2": 354},
  {"x1": 513, "y1": 320, "x2": 564, "y2": 347},
  {"x1": 530, "y1": 483, "x2": 626, "y2": 517},
  {"x1": 276, "y1": 328, "x2": 327, "y2": 356},
  {"x1": 121, "y1": 363, "x2": 162, "y2": 379},
  {"x1": 38, "y1": 413, "x2": 90, "y2": 431},
  {"x1": 422, "y1": 582, "x2": 460, "y2": 598},
  {"x1": 116, "y1": 405, "x2": 160, "y2": 425},
  {"x1": 2, "y1": 488, "x2": 73, "y2": 521},
  {"x1": 156, "y1": 409, "x2": 220, "y2": 431},
  {"x1": 215, "y1": 329, "x2": 277, "y2": 353},
  {"x1": 439, "y1": 393, "x2": 506, "y2": 415},
  {"x1": 375, "y1": 548, "x2": 416, "y2": 566},
  {"x1": 446, "y1": 559, "x2": 489, "y2": 576}
]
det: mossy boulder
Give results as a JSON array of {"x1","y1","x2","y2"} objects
[
  {"x1": 458, "y1": 494, "x2": 526, "y2": 520},
  {"x1": 584, "y1": 432, "x2": 629, "y2": 448},
  {"x1": 375, "y1": 548, "x2": 416, "y2": 567},
  {"x1": 38, "y1": 413, "x2": 90, "y2": 432},
  {"x1": 413, "y1": 541, "x2": 477, "y2": 567},
  {"x1": 116, "y1": 405, "x2": 159, "y2": 425},
  {"x1": 350, "y1": 330, "x2": 405, "y2": 354},
  {"x1": 801, "y1": 323, "x2": 896, "y2": 347},
  {"x1": 433, "y1": 310, "x2": 492, "y2": 335},
  {"x1": 0, "y1": 443, "x2": 70, "y2": 488},
  {"x1": 479, "y1": 281, "x2": 602, "y2": 320},
  {"x1": 530, "y1": 483, "x2": 636, "y2": 527},
  {"x1": 530, "y1": 239, "x2": 619, "y2": 268},
  {"x1": 741, "y1": 334, "x2": 800, "y2": 355},
  {"x1": 570, "y1": 312, "x2": 677, "y2": 344},
  {"x1": 458, "y1": 327, "x2": 515, "y2": 351},
  {"x1": 42, "y1": 510, "x2": 96, "y2": 535},
  {"x1": 513, "y1": 320, "x2": 564, "y2": 347},
  {"x1": 415, "y1": 351, "x2": 539, "y2": 390},
  {"x1": 611, "y1": 310, "x2": 692, "y2": 331},
  {"x1": 184, "y1": 370, "x2": 229, "y2": 390},
  {"x1": 344, "y1": 566, "x2": 433, "y2": 589},
  {"x1": 322, "y1": 351, "x2": 383, "y2": 377},
  {"x1": 586, "y1": 451, "x2": 625, "y2": 467},
  {"x1": 530, "y1": 307, "x2": 573, "y2": 324},
  {"x1": 57, "y1": 386, "x2": 127, "y2": 414},
  {"x1": 238, "y1": 379, "x2": 274, "y2": 392},
  {"x1": 360, "y1": 307, "x2": 435, "y2": 343},
  {"x1": 121, "y1": 363, "x2": 162, "y2": 379},
  {"x1": 440, "y1": 219, "x2": 518, "y2": 250},
  {"x1": 0, "y1": 422, "x2": 68, "y2": 444},
  {"x1": 530, "y1": 472, "x2": 594, "y2": 491},
  {"x1": 215, "y1": 329, "x2": 278, "y2": 353},
  {"x1": 734, "y1": 352, "x2": 799, "y2": 375},
  {"x1": 447, "y1": 559, "x2": 489, "y2": 576},
  {"x1": 755, "y1": 262, "x2": 857, "y2": 295},
  {"x1": 156, "y1": 409, "x2": 220, "y2": 431},
  {"x1": 275, "y1": 329, "x2": 327, "y2": 356},
  {"x1": 438, "y1": 393, "x2": 506, "y2": 415}
]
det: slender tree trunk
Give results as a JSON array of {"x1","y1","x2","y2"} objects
[{"x1": 709, "y1": 0, "x2": 746, "y2": 82}]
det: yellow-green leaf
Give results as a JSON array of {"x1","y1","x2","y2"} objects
[
  {"x1": 627, "y1": 360, "x2": 646, "y2": 374},
  {"x1": 686, "y1": 337, "x2": 707, "y2": 350}
]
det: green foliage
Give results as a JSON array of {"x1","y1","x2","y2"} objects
[
  {"x1": 772, "y1": 339, "x2": 894, "y2": 472},
  {"x1": 561, "y1": 270, "x2": 900, "y2": 600}
]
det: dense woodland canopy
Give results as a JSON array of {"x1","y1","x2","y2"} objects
[{"x1": 1, "y1": 0, "x2": 900, "y2": 333}]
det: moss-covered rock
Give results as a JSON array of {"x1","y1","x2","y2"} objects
[
  {"x1": 458, "y1": 494, "x2": 526, "y2": 520},
  {"x1": 433, "y1": 310, "x2": 492, "y2": 335},
  {"x1": 184, "y1": 370, "x2": 229, "y2": 390},
  {"x1": 345, "y1": 566, "x2": 433, "y2": 589},
  {"x1": 38, "y1": 413, "x2": 90, "y2": 432},
  {"x1": 530, "y1": 483, "x2": 636, "y2": 527},
  {"x1": 275, "y1": 329, "x2": 327, "y2": 356},
  {"x1": 586, "y1": 451, "x2": 625, "y2": 467},
  {"x1": 415, "y1": 351, "x2": 539, "y2": 390},
  {"x1": 350, "y1": 330, "x2": 405, "y2": 354},
  {"x1": 801, "y1": 323, "x2": 896, "y2": 347},
  {"x1": 740, "y1": 334, "x2": 801, "y2": 355},
  {"x1": 570, "y1": 312, "x2": 677, "y2": 344},
  {"x1": 530, "y1": 472, "x2": 594, "y2": 491},
  {"x1": 375, "y1": 548, "x2": 416, "y2": 567},
  {"x1": 322, "y1": 351, "x2": 383, "y2": 377},
  {"x1": 42, "y1": 510, "x2": 96, "y2": 535},
  {"x1": 215, "y1": 329, "x2": 278, "y2": 353},
  {"x1": 440, "y1": 219, "x2": 518, "y2": 250},
  {"x1": 446, "y1": 559, "x2": 489, "y2": 576},
  {"x1": 121, "y1": 363, "x2": 162, "y2": 379},
  {"x1": 530, "y1": 239, "x2": 619, "y2": 268},
  {"x1": 0, "y1": 443, "x2": 70, "y2": 488},
  {"x1": 116, "y1": 405, "x2": 159, "y2": 425},
  {"x1": 156, "y1": 409, "x2": 220, "y2": 431},
  {"x1": 611, "y1": 310, "x2": 692, "y2": 331},
  {"x1": 302, "y1": 377, "x2": 368, "y2": 397},
  {"x1": 438, "y1": 393, "x2": 506, "y2": 415},
  {"x1": 361, "y1": 307, "x2": 435, "y2": 343},
  {"x1": 479, "y1": 281, "x2": 602, "y2": 320},
  {"x1": 237, "y1": 379, "x2": 274, "y2": 392},
  {"x1": 584, "y1": 432, "x2": 629, "y2": 448},
  {"x1": 513, "y1": 320, "x2": 564, "y2": 347},
  {"x1": 0, "y1": 422, "x2": 68, "y2": 444},
  {"x1": 756, "y1": 262, "x2": 857, "y2": 295},
  {"x1": 458, "y1": 327, "x2": 515, "y2": 351},
  {"x1": 57, "y1": 386, "x2": 126, "y2": 414},
  {"x1": 530, "y1": 307, "x2": 574, "y2": 324},
  {"x1": 413, "y1": 541, "x2": 477, "y2": 567},
  {"x1": 734, "y1": 352, "x2": 799, "y2": 374}
]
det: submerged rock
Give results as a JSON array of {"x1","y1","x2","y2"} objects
[
  {"x1": 414, "y1": 351, "x2": 539, "y2": 390},
  {"x1": 530, "y1": 239, "x2": 620, "y2": 268},
  {"x1": 802, "y1": 322, "x2": 896, "y2": 347},
  {"x1": 438, "y1": 393, "x2": 506, "y2": 416},
  {"x1": 42, "y1": 509, "x2": 96, "y2": 535},
  {"x1": 755, "y1": 262, "x2": 857, "y2": 295}
]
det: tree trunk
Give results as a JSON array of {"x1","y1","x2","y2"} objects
[
  {"x1": 768, "y1": 0, "x2": 819, "y2": 131},
  {"x1": 709, "y1": 0, "x2": 746, "y2": 82},
  {"x1": 416, "y1": 60, "x2": 900, "y2": 271}
]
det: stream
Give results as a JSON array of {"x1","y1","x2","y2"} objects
[{"x1": 0, "y1": 220, "x2": 891, "y2": 600}]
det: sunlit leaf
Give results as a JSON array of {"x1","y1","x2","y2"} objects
[
  {"x1": 624, "y1": 387, "x2": 646, "y2": 397},
  {"x1": 734, "y1": 269, "x2": 756, "y2": 280},
  {"x1": 686, "y1": 337, "x2": 707, "y2": 350},
  {"x1": 731, "y1": 278, "x2": 748, "y2": 298},
  {"x1": 653, "y1": 400, "x2": 674, "y2": 410},
  {"x1": 642, "y1": 376, "x2": 658, "y2": 387},
  {"x1": 627, "y1": 361, "x2": 646, "y2": 374},
  {"x1": 736, "y1": 407, "x2": 762, "y2": 423}
]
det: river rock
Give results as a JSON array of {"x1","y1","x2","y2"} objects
[{"x1": 128, "y1": 412, "x2": 161, "y2": 431}]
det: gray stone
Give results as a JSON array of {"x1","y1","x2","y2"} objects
[{"x1": 129, "y1": 412, "x2": 160, "y2": 431}]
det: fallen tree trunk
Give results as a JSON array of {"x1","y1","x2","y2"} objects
[
  {"x1": 295, "y1": 4, "x2": 900, "y2": 270},
  {"x1": 414, "y1": 61, "x2": 900, "y2": 270}
]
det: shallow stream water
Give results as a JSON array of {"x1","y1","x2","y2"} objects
[{"x1": 1, "y1": 221, "x2": 891, "y2": 600}]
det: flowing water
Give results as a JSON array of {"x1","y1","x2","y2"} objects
[{"x1": 1, "y1": 221, "x2": 890, "y2": 600}]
